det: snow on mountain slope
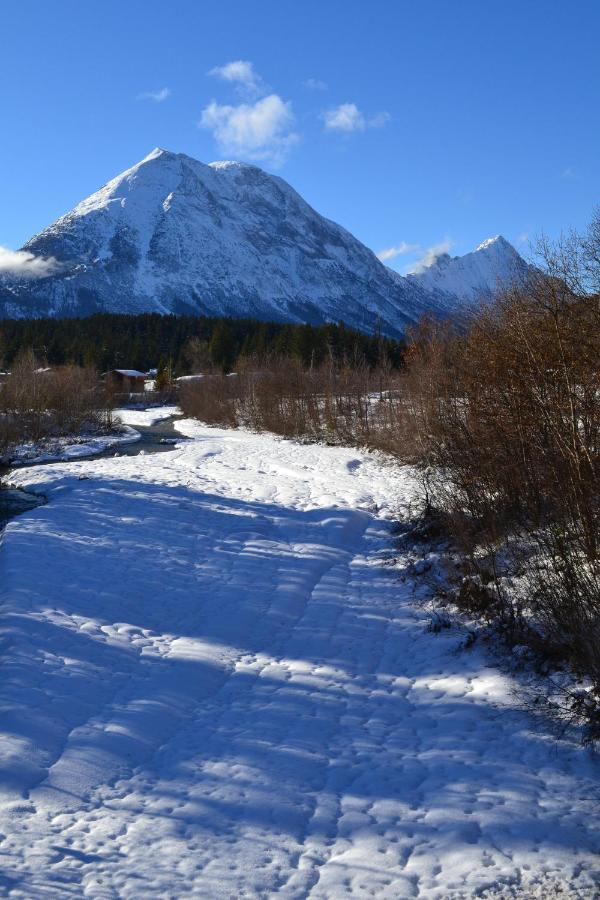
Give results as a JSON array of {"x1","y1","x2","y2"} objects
[
  {"x1": 0, "y1": 149, "x2": 528, "y2": 334},
  {"x1": 0, "y1": 149, "x2": 435, "y2": 335},
  {"x1": 406, "y1": 235, "x2": 529, "y2": 308}
]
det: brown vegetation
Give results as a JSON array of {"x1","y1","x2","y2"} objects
[
  {"x1": 404, "y1": 238, "x2": 600, "y2": 691},
  {"x1": 0, "y1": 351, "x2": 113, "y2": 455},
  {"x1": 179, "y1": 358, "x2": 414, "y2": 451}
]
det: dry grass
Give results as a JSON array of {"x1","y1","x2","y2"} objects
[{"x1": 179, "y1": 358, "x2": 415, "y2": 453}]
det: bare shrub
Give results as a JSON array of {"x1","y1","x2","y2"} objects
[
  {"x1": 179, "y1": 357, "x2": 414, "y2": 453},
  {"x1": 179, "y1": 375, "x2": 241, "y2": 428},
  {"x1": 0, "y1": 351, "x2": 113, "y2": 455},
  {"x1": 401, "y1": 214, "x2": 600, "y2": 684}
]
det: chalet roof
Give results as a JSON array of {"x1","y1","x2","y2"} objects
[{"x1": 113, "y1": 369, "x2": 146, "y2": 378}]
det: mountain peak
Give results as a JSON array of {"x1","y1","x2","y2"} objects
[
  {"x1": 407, "y1": 234, "x2": 528, "y2": 304},
  {"x1": 209, "y1": 160, "x2": 257, "y2": 171},
  {"x1": 141, "y1": 149, "x2": 261, "y2": 172},
  {"x1": 5, "y1": 148, "x2": 426, "y2": 334},
  {"x1": 1, "y1": 148, "x2": 529, "y2": 332},
  {"x1": 141, "y1": 147, "x2": 177, "y2": 163},
  {"x1": 475, "y1": 235, "x2": 515, "y2": 254},
  {"x1": 134, "y1": 150, "x2": 267, "y2": 184}
]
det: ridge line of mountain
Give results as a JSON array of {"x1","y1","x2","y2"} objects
[{"x1": 0, "y1": 148, "x2": 529, "y2": 335}]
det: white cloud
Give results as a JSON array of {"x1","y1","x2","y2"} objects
[
  {"x1": 377, "y1": 238, "x2": 453, "y2": 270},
  {"x1": 408, "y1": 241, "x2": 453, "y2": 274},
  {"x1": 138, "y1": 87, "x2": 171, "y2": 102},
  {"x1": 368, "y1": 112, "x2": 391, "y2": 128},
  {"x1": 0, "y1": 246, "x2": 61, "y2": 279},
  {"x1": 304, "y1": 78, "x2": 328, "y2": 91},
  {"x1": 376, "y1": 241, "x2": 421, "y2": 262},
  {"x1": 200, "y1": 94, "x2": 298, "y2": 165},
  {"x1": 323, "y1": 103, "x2": 390, "y2": 133},
  {"x1": 209, "y1": 60, "x2": 263, "y2": 97},
  {"x1": 324, "y1": 103, "x2": 365, "y2": 132}
]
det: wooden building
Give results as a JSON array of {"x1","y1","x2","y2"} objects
[{"x1": 104, "y1": 369, "x2": 147, "y2": 393}]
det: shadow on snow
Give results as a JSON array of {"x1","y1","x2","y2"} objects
[{"x1": 1, "y1": 472, "x2": 599, "y2": 884}]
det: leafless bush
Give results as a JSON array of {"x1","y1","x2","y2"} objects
[
  {"x1": 0, "y1": 351, "x2": 113, "y2": 454},
  {"x1": 401, "y1": 213, "x2": 600, "y2": 684},
  {"x1": 179, "y1": 358, "x2": 414, "y2": 452}
]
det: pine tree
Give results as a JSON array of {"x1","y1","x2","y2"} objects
[
  {"x1": 155, "y1": 358, "x2": 173, "y2": 392},
  {"x1": 209, "y1": 322, "x2": 237, "y2": 373}
]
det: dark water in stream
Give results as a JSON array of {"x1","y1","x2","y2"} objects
[
  {"x1": 0, "y1": 413, "x2": 185, "y2": 527},
  {"x1": 106, "y1": 415, "x2": 186, "y2": 457}
]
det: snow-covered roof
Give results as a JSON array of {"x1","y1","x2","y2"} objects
[{"x1": 113, "y1": 369, "x2": 146, "y2": 378}]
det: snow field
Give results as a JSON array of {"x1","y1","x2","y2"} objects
[
  {"x1": 0, "y1": 419, "x2": 598, "y2": 898},
  {"x1": 112, "y1": 406, "x2": 180, "y2": 428}
]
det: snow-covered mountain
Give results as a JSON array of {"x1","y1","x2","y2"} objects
[
  {"x1": 0, "y1": 149, "x2": 528, "y2": 335},
  {"x1": 406, "y1": 235, "x2": 529, "y2": 308}
]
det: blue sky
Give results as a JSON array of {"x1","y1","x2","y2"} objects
[{"x1": 1, "y1": 0, "x2": 598, "y2": 272}]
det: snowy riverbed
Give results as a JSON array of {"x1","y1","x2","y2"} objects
[
  {"x1": 1, "y1": 425, "x2": 141, "y2": 466},
  {"x1": 0, "y1": 418, "x2": 599, "y2": 898},
  {"x1": 112, "y1": 405, "x2": 180, "y2": 428},
  {"x1": 1, "y1": 406, "x2": 179, "y2": 469}
]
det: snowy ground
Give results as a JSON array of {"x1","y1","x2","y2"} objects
[
  {"x1": 112, "y1": 406, "x2": 180, "y2": 428},
  {"x1": 1, "y1": 419, "x2": 599, "y2": 898}
]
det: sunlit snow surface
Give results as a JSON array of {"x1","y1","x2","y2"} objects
[
  {"x1": 112, "y1": 405, "x2": 180, "y2": 428},
  {"x1": 1, "y1": 420, "x2": 598, "y2": 898}
]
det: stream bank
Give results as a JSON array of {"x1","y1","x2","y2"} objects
[{"x1": 0, "y1": 411, "x2": 185, "y2": 526}]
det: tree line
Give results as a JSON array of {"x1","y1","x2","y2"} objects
[{"x1": 0, "y1": 314, "x2": 405, "y2": 375}]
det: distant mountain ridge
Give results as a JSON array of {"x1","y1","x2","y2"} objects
[
  {"x1": 406, "y1": 235, "x2": 528, "y2": 308},
  {"x1": 0, "y1": 149, "x2": 529, "y2": 335}
]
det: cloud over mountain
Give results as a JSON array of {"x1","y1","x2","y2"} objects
[
  {"x1": 0, "y1": 246, "x2": 61, "y2": 279},
  {"x1": 200, "y1": 95, "x2": 298, "y2": 165}
]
